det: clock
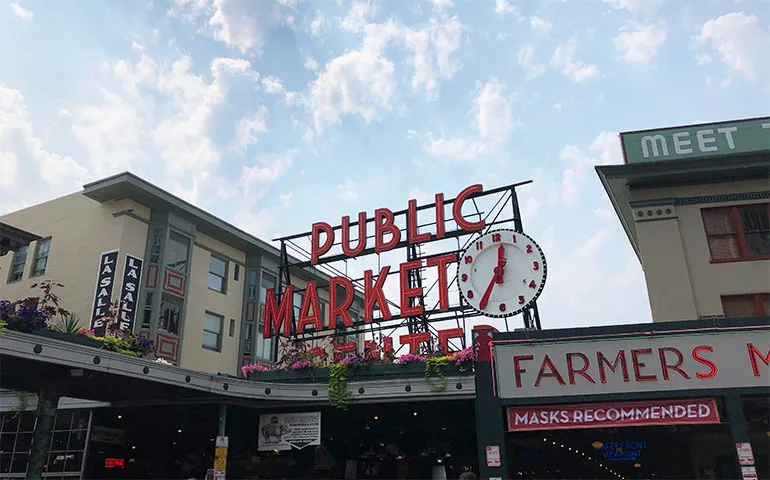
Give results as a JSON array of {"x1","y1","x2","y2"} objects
[{"x1": 457, "y1": 228, "x2": 547, "y2": 318}]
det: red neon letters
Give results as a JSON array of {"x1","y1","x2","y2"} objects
[{"x1": 310, "y1": 184, "x2": 485, "y2": 265}]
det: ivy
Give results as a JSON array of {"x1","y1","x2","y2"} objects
[
  {"x1": 328, "y1": 363, "x2": 351, "y2": 410},
  {"x1": 424, "y1": 356, "x2": 451, "y2": 392}
]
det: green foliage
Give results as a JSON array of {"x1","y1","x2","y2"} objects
[
  {"x1": 328, "y1": 363, "x2": 351, "y2": 410},
  {"x1": 50, "y1": 313, "x2": 83, "y2": 334},
  {"x1": 0, "y1": 319, "x2": 6, "y2": 334},
  {"x1": 424, "y1": 355, "x2": 450, "y2": 392},
  {"x1": 98, "y1": 335, "x2": 142, "y2": 357}
]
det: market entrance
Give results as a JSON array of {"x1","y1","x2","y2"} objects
[{"x1": 506, "y1": 423, "x2": 740, "y2": 480}]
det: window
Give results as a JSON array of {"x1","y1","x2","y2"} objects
[
  {"x1": 722, "y1": 294, "x2": 769, "y2": 318},
  {"x1": 234, "y1": 264, "x2": 240, "y2": 282},
  {"x1": 159, "y1": 293, "x2": 182, "y2": 335},
  {"x1": 149, "y1": 228, "x2": 164, "y2": 263},
  {"x1": 243, "y1": 321, "x2": 253, "y2": 354},
  {"x1": 208, "y1": 256, "x2": 227, "y2": 293},
  {"x1": 293, "y1": 290, "x2": 304, "y2": 319},
  {"x1": 703, "y1": 204, "x2": 770, "y2": 261},
  {"x1": 203, "y1": 312, "x2": 223, "y2": 351},
  {"x1": 256, "y1": 271, "x2": 278, "y2": 360},
  {"x1": 247, "y1": 270, "x2": 258, "y2": 300},
  {"x1": 229, "y1": 318, "x2": 235, "y2": 337},
  {"x1": 141, "y1": 292, "x2": 154, "y2": 329},
  {"x1": 8, "y1": 246, "x2": 28, "y2": 282},
  {"x1": 319, "y1": 300, "x2": 328, "y2": 327},
  {"x1": 165, "y1": 231, "x2": 190, "y2": 272},
  {"x1": 30, "y1": 238, "x2": 51, "y2": 277}
]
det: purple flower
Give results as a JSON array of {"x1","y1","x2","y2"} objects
[{"x1": 0, "y1": 300, "x2": 48, "y2": 333}]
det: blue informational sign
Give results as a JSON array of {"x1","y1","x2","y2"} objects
[{"x1": 595, "y1": 441, "x2": 648, "y2": 462}]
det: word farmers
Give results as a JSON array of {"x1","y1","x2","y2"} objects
[{"x1": 310, "y1": 184, "x2": 486, "y2": 264}]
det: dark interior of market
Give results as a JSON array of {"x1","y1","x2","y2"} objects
[
  {"x1": 506, "y1": 423, "x2": 741, "y2": 480},
  {"x1": 84, "y1": 400, "x2": 479, "y2": 479}
]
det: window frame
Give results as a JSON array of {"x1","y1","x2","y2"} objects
[
  {"x1": 166, "y1": 230, "x2": 191, "y2": 273},
  {"x1": 721, "y1": 293, "x2": 769, "y2": 318},
  {"x1": 256, "y1": 269, "x2": 279, "y2": 360},
  {"x1": 8, "y1": 246, "x2": 29, "y2": 283},
  {"x1": 207, "y1": 255, "x2": 228, "y2": 294},
  {"x1": 701, "y1": 203, "x2": 770, "y2": 263},
  {"x1": 30, "y1": 237, "x2": 52, "y2": 277},
  {"x1": 202, "y1": 311, "x2": 224, "y2": 351}
]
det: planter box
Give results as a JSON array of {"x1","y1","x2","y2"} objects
[
  {"x1": 31, "y1": 329, "x2": 104, "y2": 349},
  {"x1": 246, "y1": 362, "x2": 474, "y2": 383},
  {"x1": 248, "y1": 368, "x2": 330, "y2": 383}
]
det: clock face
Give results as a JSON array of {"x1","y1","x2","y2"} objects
[{"x1": 457, "y1": 228, "x2": 547, "y2": 318}]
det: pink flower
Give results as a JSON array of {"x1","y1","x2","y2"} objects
[
  {"x1": 289, "y1": 360, "x2": 313, "y2": 370},
  {"x1": 395, "y1": 353, "x2": 426, "y2": 364},
  {"x1": 241, "y1": 363, "x2": 271, "y2": 376}
]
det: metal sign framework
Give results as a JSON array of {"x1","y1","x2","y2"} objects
[{"x1": 271, "y1": 180, "x2": 542, "y2": 355}]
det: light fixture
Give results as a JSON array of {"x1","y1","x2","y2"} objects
[
  {"x1": 374, "y1": 416, "x2": 379, "y2": 420},
  {"x1": 437, "y1": 459, "x2": 443, "y2": 464},
  {"x1": 552, "y1": 441, "x2": 556, "y2": 445},
  {"x1": 131, "y1": 446, "x2": 136, "y2": 450},
  {"x1": 445, "y1": 453, "x2": 452, "y2": 458},
  {"x1": 543, "y1": 437, "x2": 547, "y2": 442},
  {"x1": 273, "y1": 449, "x2": 279, "y2": 454},
  {"x1": 365, "y1": 426, "x2": 370, "y2": 430},
  {"x1": 177, "y1": 429, "x2": 182, "y2": 433},
  {"x1": 581, "y1": 453, "x2": 585, "y2": 456},
  {"x1": 413, "y1": 412, "x2": 418, "y2": 416},
  {"x1": 441, "y1": 426, "x2": 447, "y2": 431},
  {"x1": 591, "y1": 441, "x2": 603, "y2": 449},
  {"x1": 172, "y1": 442, "x2": 177, "y2": 446},
  {"x1": 568, "y1": 447, "x2": 572, "y2": 451},
  {"x1": 634, "y1": 463, "x2": 641, "y2": 468},
  {"x1": 117, "y1": 415, "x2": 123, "y2": 420},
  {"x1": 560, "y1": 444, "x2": 564, "y2": 448}
]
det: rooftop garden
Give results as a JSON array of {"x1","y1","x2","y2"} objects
[{"x1": 0, "y1": 281, "x2": 154, "y2": 357}]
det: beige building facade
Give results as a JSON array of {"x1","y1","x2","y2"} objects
[
  {"x1": 597, "y1": 116, "x2": 770, "y2": 322},
  {"x1": 0, "y1": 172, "x2": 363, "y2": 376}
]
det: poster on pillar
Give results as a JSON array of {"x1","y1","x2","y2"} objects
[
  {"x1": 118, "y1": 254, "x2": 143, "y2": 331},
  {"x1": 90, "y1": 250, "x2": 120, "y2": 337},
  {"x1": 258, "y1": 412, "x2": 321, "y2": 451}
]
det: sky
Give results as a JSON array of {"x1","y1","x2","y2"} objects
[{"x1": 1, "y1": 0, "x2": 769, "y2": 335}]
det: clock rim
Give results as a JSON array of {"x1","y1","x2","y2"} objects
[{"x1": 456, "y1": 228, "x2": 548, "y2": 319}]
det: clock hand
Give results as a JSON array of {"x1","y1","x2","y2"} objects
[{"x1": 479, "y1": 265, "x2": 505, "y2": 310}]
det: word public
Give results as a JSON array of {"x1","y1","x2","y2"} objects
[{"x1": 263, "y1": 184, "x2": 487, "y2": 349}]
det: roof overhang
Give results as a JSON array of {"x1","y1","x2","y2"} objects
[
  {"x1": 82, "y1": 172, "x2": 336, "y2": 286},
  {"x1": 596, "y1": 152, "x2": 770, "y2": 262},
  {"x1": 0, "y1": 222, "x2": 41, "y2": 257}
]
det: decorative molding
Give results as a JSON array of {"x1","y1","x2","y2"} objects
[
  {"x1": 156, "y1": 333, "x2": 180, "y2": 363},
  {"x1": 146, "y1": 264, "x2": 159, "y2": 288},
  {"x1": 633, "y1": 205, "x2": 677, "y2": 223},
  {"x1": 163, "y1": 268, "x2": 186, "y2": 297},
  {"x1": 630, "y1": 191, "x2": 769, "y2": 208}
]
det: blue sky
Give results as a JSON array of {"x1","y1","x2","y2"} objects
[{"x1": 2, "y1": 0, "x2": 769, "y2": 333}]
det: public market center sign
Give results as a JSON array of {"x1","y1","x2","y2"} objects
[{"x1": 620, "y1": 117, "x2": 770, "y2": 164}]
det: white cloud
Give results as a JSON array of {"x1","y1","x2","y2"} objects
[
  {"x1": 560, "y1": 131, "x2": 620, "y2": 205},
  {"x1": 602, "y1": 0, "x2": 665, "y2": 14},
  {"x1": 279, "y1": 192, "x2": 293, "y2": 207},
  {"x1": 240, "y1": 151, "x2": 295, "y2": 199},
  {"x1": 261, "y1": 76, "x2": 300, "y2": 104},
  {"x1": 517, "y1": 43, "x2": 547, "y2": 79},
  {"x1": 553, "y1": 102, "x2": 563, "y2": 112},
  {"x1": 303, "y1": 55, "x2": 319, "y2": 71},
  {"x1": 695, "y1": 12, "x2": 770, "y2": 84},
  {"x1": 169, "y1": 0, "x2": 296, "y2": 55},
  {"x1": 494, "y1": 0, "x2": 517, "y2": 16},
  {"x1": 530, "y1": 16, "x2": 552, "y2": 33},
  {"x1": 0, "y1": 85, "x2": 87, "y2": 211},
  {"x1": 230, "y1": 106, "x2": 269, "y2": 153},
  {"x1": 613, "y1": 22, "x2": 666, "y2": 64},
  {"x1": 551, "y1": 38, "x2": 600, "y2": 82},
  {"x1": 423, "y1": 77, "x2": 514, "y2": 161},
  {"x1": 9, "y1": 2, "x2": 33, "y2": 20},
  {"x1": 403, "y1": 16, "x2": 464, "y2": 100},
  {"x1": 308, "y1": 7, "x2": 465, "y2": 132},
  {"x1": 310, "y1": 11, "x2": 329, "y2": 39},
  {"x1": 233, "y1": 207, "x2": 274, "y2": 239},
  {"x1": 58, "y1": 108, "x2": 72, "y2": 118},
  {"x1": 422, "y1": 0, "x2": 454, "y2": 10},
  {"x1": 337, "y1": 180, "x2": 359, "y2": 202},
  {"x1": 340, "y1": 0, "x2": 377, "y2": 33}
]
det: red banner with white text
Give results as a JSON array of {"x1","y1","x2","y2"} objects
[{"x1": 507, "y1": 398, "x2": 720, "y2": 432}]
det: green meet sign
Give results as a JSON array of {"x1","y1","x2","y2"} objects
[{"x1": 621, "y1": 117, "x2": 770, "y2": 165}]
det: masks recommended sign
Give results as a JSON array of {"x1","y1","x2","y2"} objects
[
  {"x1": 90, "y1": 250, "x2": 119, "y2": 336},
  {"x1": 258, "y1": 412, "x2": 321, "y2": 451},
  {"x1": 507, "y1": 398, "x2": 720, "y2": 432},
  {"x1": 118, "y1": 255, "x2": 143, "y2": 331}
]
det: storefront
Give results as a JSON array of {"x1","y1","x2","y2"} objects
[{"x1": 474, "y1": 318, "x2": 770, "y2": 480}]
